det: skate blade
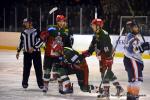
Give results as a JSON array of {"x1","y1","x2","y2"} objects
[
  {"x1": 49, "y1": 79, "x2": 57, "y2": 83},
  {"x1": 97, "y1": 95, "x2": 110, "y2": 100},
  {"x1": 43, "y1": 91, "x2": 47, "y2": 96},
  {"x1": 59, "y1": 93, "x2": 73, "y2": 97},
  {"x1": 111, "y1": 91, "x2": 126, "y2": 98},
  {"x1": 97, "y1": 97, "x2": 110, "y2": 100}
]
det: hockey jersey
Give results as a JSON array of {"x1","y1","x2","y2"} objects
[
  {"x1": 63, "y1": 47, "x2": 84, "y2": 64},
  {"x1": 124, "y1": 32, "x2": 143, "y2": 62},
  {"x1": 40, "y1": 25, "x2": 73, "y2": 57},
  {"x1": 87, "y1": 29, "x2": 113, "y2": 59}
]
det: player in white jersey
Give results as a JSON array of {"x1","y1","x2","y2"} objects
[{"x1": 123, "y1": 20, "x2": 150, "y2": 100}]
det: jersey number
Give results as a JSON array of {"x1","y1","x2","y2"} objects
[{"x1": 104, "y1": 47, "x2": 109, "y2": 52}]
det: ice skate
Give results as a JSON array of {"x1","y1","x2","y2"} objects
[
  {"x1": 115, "y1": 85, "x2": 124, "y2": 97},
  {"x1": 22, "y1": 83, "x2": 28, "y2": 90},
  {"x1": 49, "y1": 71, "x2": 59, "y2": 83},
  {"x1": 59, "y1": 82, "x2": 73, "y2": 94},
  {"x1": 97, "y1": 86, "x2": 110, "y2": 100},
  {"x1": 88, "y1": 85, "x2": 99, "y2": 93},
  {"x1": 43, "y1": 81, "x2": 49, "y2": 93},
  {"x1": 97, "y1": 92, "x2": 110, "y2": 100},
  {"x1": 43, "y1": 86, "x2": 48, "y2": 93}
]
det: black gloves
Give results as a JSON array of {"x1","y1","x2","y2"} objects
[{"x1": 138, "y1": 42, "x2": 150, "y2": 53}]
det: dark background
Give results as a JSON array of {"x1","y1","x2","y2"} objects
[{"x1": 0, "y1": 0, "x2": 150, "y2": 35}]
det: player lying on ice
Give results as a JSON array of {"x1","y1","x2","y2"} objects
[
  {"x1": 123, "y1": 20, "x2": 150, "y2": 100},
  {"x1": 82, "y1": 18, "x2": 124, "y2": 98}
]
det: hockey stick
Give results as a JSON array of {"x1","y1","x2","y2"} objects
[
  {"x1": 97, "y1": 68, "x2": 112, "y2": 100},
  {"x1": 49, "y1": 7, "x2": 58, "y2": 15},
  {"x1": 126, "y1": 0, "x2": 134, "y2": 17},
  {"x1": 112, "y1": 27, "x2": 124, "y2": 57},
  {"x1": 48, "y1": 7, "x2": 59, "y2": 81},
  {"x1": 139, "y1": 26, "x2": 146, "y2": 43},
  {"x1": 97, "y1": 67, "x2": 108, "y2": 95},
  {"x1": 47, "y1": 7, "x2": 58, "y2": 25},
  {"x1": 95, "y1": 7, "x2": 97, "y2": 19}
]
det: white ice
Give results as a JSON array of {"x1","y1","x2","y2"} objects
[{"x1": 0, "y1": 50, "x2": 150, "y2": 100}]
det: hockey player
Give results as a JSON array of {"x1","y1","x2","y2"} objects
[
  {"x1": 61, "y1": 47, "x2": 90, "y2": 92},
  {"x1": 40, "y1": 15, "x2": 74, "y2": 94},
  {"x1": 123, "y1": 20, "x2": 150, "y2": 100},
  {"x1": 82, "y1": 18, "x2": 124, "y2": 97}
]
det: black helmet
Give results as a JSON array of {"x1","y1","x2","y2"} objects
[
  {"x1": 126, "y1": 20, "x2": 139, "y2": 28},
  {"x1": 126, "y1": 20, "x2": 140, "y2": 34},
  {"x1": 23, "y1": 17, "x2": 32, "y2": 23}
]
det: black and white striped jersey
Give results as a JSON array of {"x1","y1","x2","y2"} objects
[{"x1": 17, "y1": 28, "x2": 43, "y2": 52}]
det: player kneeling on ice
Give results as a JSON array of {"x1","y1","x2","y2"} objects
[
  {"x1": 60, "y1": 47, "x2": 90, "y2": 92},
  {"x1": 45, "y1": 46, "x2": 90, "y2": 94},
  {"x1": 123, "y1": 20, "x2": 150, "y2": 100},
  {"x1": 43, "y1": 46, "x2": 90, "y2": 94},
  {"x1": 82, "y1": 18, "x2": 124, "y2": 98}
]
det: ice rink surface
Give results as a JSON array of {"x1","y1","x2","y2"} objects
[{"x1": 0, "y1": 50, "x2": 150, "y2": 100}]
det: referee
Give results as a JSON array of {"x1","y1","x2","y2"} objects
[{"x1": 16, "y1": 18, "x2": 43, "y2": 89}]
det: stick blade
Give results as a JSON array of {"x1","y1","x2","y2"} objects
[{"x1": 49, "y1": 7, "x2": 58, "y2": 14}]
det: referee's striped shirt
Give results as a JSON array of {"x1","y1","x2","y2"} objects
[{"x1": 17, "y1": 28, "x2": 43, "y2": 52}]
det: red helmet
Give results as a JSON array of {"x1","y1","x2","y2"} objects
[
  {"x1": 91, "y1": 18, "x2": 104, "y2": 28},
  {"x1": 56, "y1": 15, "x2": 66, "y2": 22}
]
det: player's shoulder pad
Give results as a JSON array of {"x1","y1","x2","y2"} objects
[
  {"x1": 127, "y1": 32, "x2": 135, "y2": 40},
  {"x1": 47, "y1": 26, "x2": 56, "y2": 32}
]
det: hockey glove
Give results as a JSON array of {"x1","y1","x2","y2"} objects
[
  {"x1": 16, "y1": 52, "x2": 20, "y2": 59},
  {"x1": 137, "y1": 42, "x2": 150, "y2": 53},
  {"x1": 40, "y1": 31, "x2": 49, "y2": 41}
]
